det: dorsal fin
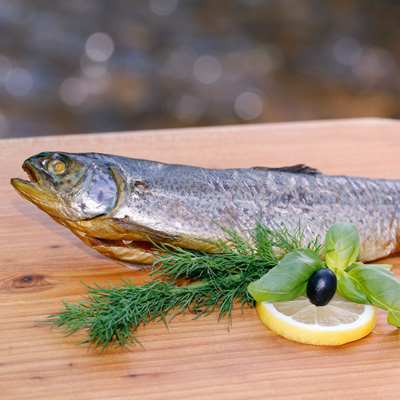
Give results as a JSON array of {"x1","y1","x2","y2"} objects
[{"x1": 251, "y1": 164, "x2": 322, "y2": 175}]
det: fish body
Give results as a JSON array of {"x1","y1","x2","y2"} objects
[{"x1": 11, "y1": 152, "x2": 400, "y2": 267}]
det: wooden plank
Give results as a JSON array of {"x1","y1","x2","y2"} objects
[{"x1": 1, "y1": 118, "x2": 400, "y2": 399}]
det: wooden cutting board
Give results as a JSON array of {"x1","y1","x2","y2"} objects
[{"x1": 1, "y1": 118, "x2": 400, "y2": 399}]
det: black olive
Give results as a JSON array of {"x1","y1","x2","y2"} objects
[{"x1": 306, "y1": 268, "x2": 337, "y2": 306}]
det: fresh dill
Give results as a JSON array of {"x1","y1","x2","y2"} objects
[{"x1": 46, "y1": 222, "x2": 322, "y2": 352}]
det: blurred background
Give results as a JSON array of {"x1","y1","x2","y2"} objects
[{"x1": 1, "y1": 0, "x2": 400, "y2": 139}]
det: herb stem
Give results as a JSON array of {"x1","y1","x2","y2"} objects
[{"x1": 45, "y1": 221, "x2": 322, "y2": 351}]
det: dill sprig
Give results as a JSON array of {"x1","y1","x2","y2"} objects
[{"x1": 46, "y1": 222, "x2": 322, "y2": 352}]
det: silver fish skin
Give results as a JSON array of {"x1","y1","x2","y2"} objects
[{"x1": 10, "y1": 151, "x2": 400, "y2": 266}]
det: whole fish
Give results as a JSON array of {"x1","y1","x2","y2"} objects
[{"x1": 10, "y1": 151, "x2": 400, "y2": 267}]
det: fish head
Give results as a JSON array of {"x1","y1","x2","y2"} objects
[
  {"x1": 11, "y1": 152, "x2": 118, "y2": 221},
  {"x1": 11, "y1": 151, "x2": 219, "y2": 267}
]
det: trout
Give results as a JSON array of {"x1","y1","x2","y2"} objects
[{"x1": 10, "y1": 151, "x2": 400, "y2": 267}]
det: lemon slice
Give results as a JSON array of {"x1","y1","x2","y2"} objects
[{"x1": 256, "y1": 294, "x2": 376, "y2": 346}]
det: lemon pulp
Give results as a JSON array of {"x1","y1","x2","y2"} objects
[{"x1": 256, "y1": 294, "x2": 376, "y2": 346}]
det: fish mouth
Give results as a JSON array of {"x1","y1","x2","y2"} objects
[
  {"x1": 11, "y1": 162, "x2": 54, "y2": 204},
  {"x1": 11, "y1": 162, "x2": 40, "y2": 188},
  {"x1": 23, "y1": 161, "x2": 39, "y2": 183}
]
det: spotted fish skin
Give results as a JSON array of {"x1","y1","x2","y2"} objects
[{"x1": 10, "y1": 151, "x2": 400, "y2": 266}]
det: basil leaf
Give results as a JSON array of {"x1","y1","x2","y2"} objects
[
  {"x1": 388, "y1": 310, "x2": 400, "y2": 327},
  {"x1": 247, "y1": 249, "x2": 324, "y2": 303},
  {"x1": 325, "y1": 222, "x2": 360, "y2": 272},
  {"x1": 365, "y1": 263, "x2": 393, "y2": 271},
  {"x1": 336, "y1": 270, "x2": 370, "y2": 304},
  {"x1": 348, "y1": 265, "x2": 400, "y2": 328},
  {"x1": 346, "y1": 263, "x2": 393, "y2": 273},
  {"x1": 344, "y1": 262, "x2": 364, "y2": 272}
]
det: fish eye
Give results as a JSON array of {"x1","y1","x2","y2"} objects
[{"x1": 48, "y1": 159, "x2": 66, "y2": 175}]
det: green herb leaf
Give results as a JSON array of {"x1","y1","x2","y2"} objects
[
  {"x1": 45, "y1": 221, "x2": 322, "y2": 351},
  {"x1": 325, "y1": 222, "x2": 360, "y2": 272},
  {"x1": 247, "y1": 249, "x2": 324, "y2": 303},
  {"x1": 387, "y1": 310, "x2": 400, "y2": 327},
  {"x1": 344, "y1": 262, "x2": 364, "y2": 272},
  {"x1": 348, "y1": 265, "x2": 400, "y2": 328},
  {"x1": 336, "y1": 270, "x2": 370, "y2": 304},
  {"x1": 346, "y1": 262, "x2": 392, "y2": 273},
  {"x1": 375, "y1": 264, "x2": 393, "y2": 271}
]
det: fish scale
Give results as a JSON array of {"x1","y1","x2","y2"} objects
[{"x1": 10, "y1": 151, "x2": 400, "y2": 266}]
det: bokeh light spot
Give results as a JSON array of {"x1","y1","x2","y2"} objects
[
  {"x1": 5, "y1": 68, "x2": 34, "y2": 97},
  {"x1": 193, "y1": 55, "x2": 222, "y2": 84},
  {"x1": 149, "y1": 0, "x2": 178, "y2": 16},
  {"x1": 333, "y1": 37, "x2": 362, "y2": 67},
  {"x1": 59, "y1": 77, "x2": 88, "y2": 106},
  {"x1": 85, "y1": 32, "x2": 115, "y2": 62},
  {"x1": 234, "y1": 91, "x2": 263, "y2": 120}
]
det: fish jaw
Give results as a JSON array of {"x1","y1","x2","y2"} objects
[
  {"x1": 11, "y1": 177, "x2": 65, "y2": 219},
  {"x1": 10, "y1": 157, "x2": 64, "y2": 217}
]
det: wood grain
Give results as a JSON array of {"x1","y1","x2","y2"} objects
[{"x1": 1, "y1": 118, "x2": 400, "y2": 400}]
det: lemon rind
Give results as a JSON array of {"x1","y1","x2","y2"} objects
[{"x1": 256, "y1": 301, "x2": 376, "y2": 346}]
